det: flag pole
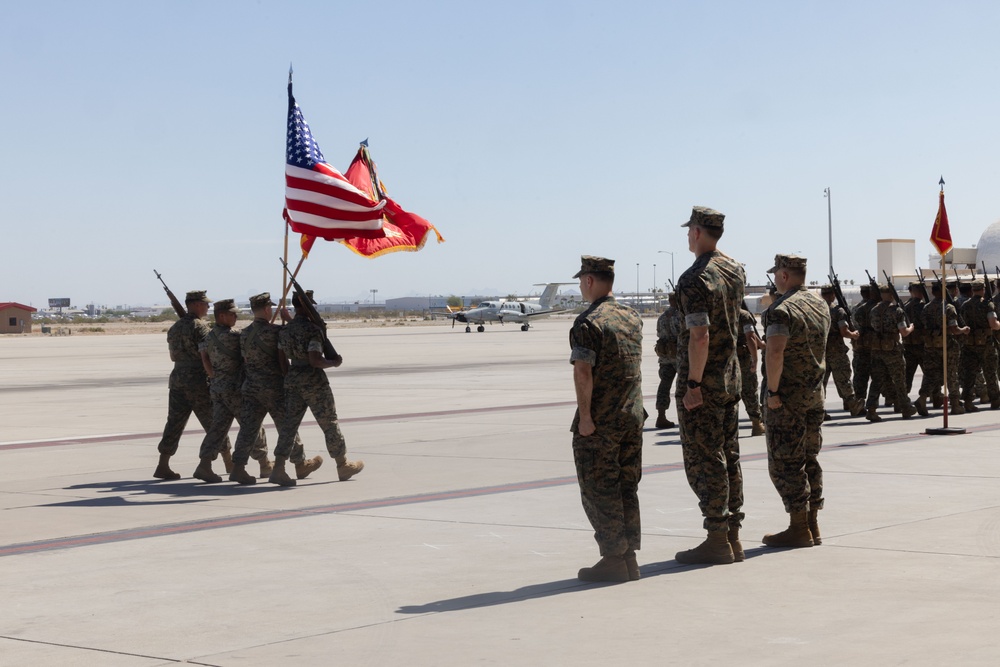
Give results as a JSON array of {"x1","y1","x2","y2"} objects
[
  {"x1": 272, "y1": 252, "x2": 307, "y2": 322},
  {"x1": 926, "y1": 176, "x2": 966, "y2": 435},
  {"x1": 275, "y1": 64, "x2": 294, "y2": 324}
]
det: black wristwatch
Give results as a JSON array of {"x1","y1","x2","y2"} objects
[
  {"x1": 767, "y1": 389, "x2": 781, "y2": 398},
  {"x1": 687, "y1": 379, "x2": 701, "y2": 389}
]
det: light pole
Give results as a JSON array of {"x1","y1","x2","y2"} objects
[
  {"x1": 824, "y1": 187, "x2": 832, "y2": 277},
  {"x1": 653, "y1": 263, "x2": 657, "y2": 310},
  {"x1": 657, "y1": 251, "x2": 675, "y2": 285},
  {"x1": 371, "y1": 288, "x2": 378, "y2": 306},
  {"x1": 636, "y1": 263, "x2": 640, "y2": 311}
]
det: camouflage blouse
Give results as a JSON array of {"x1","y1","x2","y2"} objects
[
  {"x1": 765, "y1": 285, "x2": 830, "y2": 409},
  {"x1": 675, "y1": 250, "x2": 745, "y2": 402}
]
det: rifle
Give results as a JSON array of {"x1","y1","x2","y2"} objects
[
  {"x1": 932, "y1": 269, "x2": 966, "y2": 328},
  {"x1": 984, "y1": 261, "x2": 994, "y2": 299},
  {"x1": 882, "y1": 271, "x2": 909, "y2": 325},
  {"x1": 864, "y1": 269, "x2": 879, "y2": 298},
  {"x1": 827, "y1": 269, "x2": 855, "y2": 332},
  {"x1": 279, "y1": 258, "x2": 341, "y2": 364},
  {"x1": 153, "y1": 270, "x2": 186, "y2": 318},
  {"x1": 915, "y1": 268, "x2": 930, "y2": 303},
  {"x1": 667, "y1": 279, "x2": 676, "y2": 293}
]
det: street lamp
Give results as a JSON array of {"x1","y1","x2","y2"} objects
[
  {"x1": 653, "y1": 263, "x2": 658, "y2": 310},
  {"x1": 370, "y1": 288, "x2": 378, "y2": 305},
  {"x1": 824, "y1": 187, "x2": 833, "y2": 278},
  {"x1": 657, "y1": 251, "x2": 675, "y2": 285},
  {"x1": 636, "y1": 263, "x2": 640, "y2": 311}
]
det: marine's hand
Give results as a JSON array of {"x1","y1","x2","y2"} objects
[
  {"x1": 331, "y1": 354, "x2": 343, "y2": 368},
  {"x1": 278, "y1": 307, "x2": 291, "y2": 323},
  {"x1": 683, "y1": 387, "x2": 703, "y2": 410},
  {"x1": 767, "y1": 394, "x2": 782, "y2": 410},
  {"x1": 578, "y1": 415, "x2": 596, "y2": 437}
]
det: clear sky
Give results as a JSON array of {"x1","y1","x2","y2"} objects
[{"x1": 3, "y1": 1, "x2": 999, "y2": 309}]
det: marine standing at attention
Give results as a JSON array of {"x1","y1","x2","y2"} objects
[
  {"x1": 269, "y1": 290, "x2": 364, "y2": 487},
  {"x1": 761, "y1": 255, "x2": 830, "y2": 549},
  {"x1": 819, "y1": 285, "x2": 863, "y2": 418},
  {"x1": 654, "y1": 292, "x2": 680, "y2": 429},
  {"x1": 153, "y1": 290, "x2": 232, "y2": 481},
  {"x1": 569, "y1": 255, "x2": 645, "y2": 583},
  {"x1": 673, "y1": 207, "x2": 746, "y2": 566}
]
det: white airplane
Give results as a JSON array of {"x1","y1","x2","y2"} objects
[{"x1": 452, "y1": 283, "x2": 573, "y2": 332}]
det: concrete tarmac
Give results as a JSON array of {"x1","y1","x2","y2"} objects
[{"x1": 1, "y1": 319, "x2": 998, "y2": 666}]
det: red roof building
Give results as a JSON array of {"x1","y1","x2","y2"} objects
[{"x1": 0, "y1": 302, "x2": 37, "y2": 334}]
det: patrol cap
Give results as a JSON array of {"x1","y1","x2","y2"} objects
[
  {"x1": 820, "y1": 284, "x2": 835, "y2": 295},
  {"x1": 767, "y1": 254, "x2": 807, "y2": 273},
  {"x1": 946, "y1": 280, "x2": 958, "y2": 288},
  {"x1": 681, "y1": 206, "x2": 725, "y2": 229},
  {"x1": 573, "y1": 255, "x2": 615, "y2": 279},
  {"x1": 292, "y1": 289, "x2": 316, "y2": 306},
  {"x1": 185, "y1": 290, "x2": 211, "y2": 303},
  {"x1": 879, "y1": 283, "x2": 893, "y2": 293},
  {"x1": 249, "y1": 292, "x2": 275, "y2": 310},
  {"x1": 908, "y1": 281, "x2": 923, "y2": 290},
  {"x1": 971, "y1": 279, "x2": 985, "y2": 289},
  {"x1": 213, "y1": 298, "x2": 238, "y2": 314},
  {"x1": 930, "y1": 280, "x2": 943, "y2": 290}
]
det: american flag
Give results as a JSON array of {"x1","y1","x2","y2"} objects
[{"x1": 284, "y1": 81, "x2": 385, "y2": 240}]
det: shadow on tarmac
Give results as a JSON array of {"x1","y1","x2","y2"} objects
[{"x1": 42, "y1": 478, "x2": 337, "y2": 507}]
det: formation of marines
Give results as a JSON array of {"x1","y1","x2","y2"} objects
[{"x1": 151, "y1": 210, "x2": 990, "y2": 582}]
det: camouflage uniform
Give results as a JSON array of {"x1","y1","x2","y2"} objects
[
  {"x1": 676, "y1": 250, "x2": 746, "y2": 534},
  {"x1": 903, "y1": 292, "x2": 927, "y2": 395},
  {"x1": 274, "y1": 312, "x2": 347, "y2": 461},
  {"x1": 654, "y1": 305, "x2": 679, "y2": 412},
  {"x1": 764, "y1": 284, "x2": 829, "y2": 513},
  {"x1": 851, "y1": 295, "x2": 877, "y2": 400},
  {"x1": 823, "y1": 296, "x2": 860, "y2": 411},
  {"x1": 737, "y1": 309, "x2": 762, "y2": 422},
  {"x1": 959, "y1": 291, "x2": 1000, "y2": 405},
  {"x1": 866, "y1": 296, "x2": 914, "y2": 414},
  {"x1": 232, "y1": 316, "x2": 307, "y2": 467},
  {"x1": 157, "y1": 312, "x2": 231, "y2": 457},
  {"x1": 197, "y1": 319, "x2": 268, "y2": 461},
  {"x1": 570, "y1": 293, "x2": 645, "y2": 557},
  {"x1": 920, "y1": 296, "x2": 961, "y2": 403}
]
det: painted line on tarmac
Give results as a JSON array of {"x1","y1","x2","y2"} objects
[
  {"x1": 3, "y1": 424, "x2": 995, "y2": 558},
  {"x1": 0, "y1": 399, "x2": 586, "y2": 451}
]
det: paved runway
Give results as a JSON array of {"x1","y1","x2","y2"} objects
[{"x1": 2, "y1": 318, "x2": 998, "y2": 665}]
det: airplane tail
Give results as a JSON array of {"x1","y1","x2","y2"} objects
[{"x1": 536, "y1": 283, "x2": 572, "y2": 308}]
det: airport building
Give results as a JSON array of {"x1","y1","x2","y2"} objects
[{"x1": 0, "y1": 302, "x2": 37, "y2": 334}]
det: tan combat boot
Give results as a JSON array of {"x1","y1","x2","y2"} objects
[
  {"x1": 915, "y1": 396, "x2": 929, "y2": 417},
  {"x1": 728, "y1": 525, "x2": 745, "y2": 562},
  {"x1": 655, "y1": 409, "x2": 668, "y2": 429},
  {"x1": 220, "y1": 447, "x2": 234, "y2": 474},
  {"x1": 578, "y1": 554, "x2": 630, "y2": 583},
  {"x1": 153, "y1": 453, "x2": 181, "y2": 481},
  {"x1": 808, "y1": 508, "x2": 822, "y2": 545},
  {"x1": 762, "y1": 511, "x2": 814, "y2": 548},
  {"x1": 295, "y1": 455, "x2": 324, "y2": 480},
  {"x1": 228, "y1": 463, "x2": 256, "y2": 485},
  {"x1": 335, "y1": 456, "x2": 365, "y2": 481},
  {"x1": 193, "y1": 458, "x2": 222, "y2": 484},
  {"x1": 750, "y1": 419, "x2": 765, "y2": 437},
  {"x1": 865, "y1": 407, "x2": 882, "y2": 422},
  {"x1": 951, "y1": 401, "x2": 965, "y2": 415},
  {"x1": 900, "y1": 402, "x2": 916, "y2": 419},
  {"x1": 268, "y1": 456, "x2": 296, "y2": 487},
  {"x1": 848, "y1": 398, "x2": 866, "y2": 417},
  {"x1": 624, "y1": 549, "x2": 640, "y2": 581},
  {"x1": 964, "y1": 399, "x2": 980, "y2": 413},
  {"x1": 258, "y1": 457, "x2": 273, "y2": 478},
  {"x1": 675, "y1": 530, "x2": 734, "y2": 565}
]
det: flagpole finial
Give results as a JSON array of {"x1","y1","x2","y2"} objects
[
  {"x1": 360, "y1": 138, "x2": 369, "y2": 147},
  {"x1": 939, "y1": 175, "x2": 945, "y2": 190}
]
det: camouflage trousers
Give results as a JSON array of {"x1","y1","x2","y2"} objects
[
  {"x1": 157, "y1": 370, "x2": 230, "y2": 457},
  {"x1": 677, "y1": 398, "x2": 743, "y2": 533},
  {"x1": 959, "y1": 347, "x2": 989, "y2": 399},
  {"x1": 866, "y1": 348, "x2": 913, "y2": 411},
  {"x1": 198, "y1": 384, "x2": 268, "y2": 461},
  {"x1": 765, "y1": 402, "x2": 824, "y2": 513},
  {"x1": 738, "y1": 347, "x2": 762, "y2": 421},
  {"x1": 903, "y1": 344, "x2": 924, "y2": 395},
  {"x1": 919, "y1": 345, "x2": 960, "y2": 401},
  {"x1": 960, "y1": 344, "x2": 1000, "y2": 403},
  {"x1": 275, "y1": 367, "x2": 346, "y2": 461},
  {"x1": 852, "y1": 348, "x2": 872, "y2": 400},
  {"x1": 233, "y1": 377, "x2": 306, "y2": 466},
  {"x1": 824, "y1": 343, "x2": 858, "y2": 407},
  {"x1": 572, "y1": 421, "x2": 642, "y2": 556},
  {"x1": 656, "y1": 361, "x2": 677, "y2": 411}
]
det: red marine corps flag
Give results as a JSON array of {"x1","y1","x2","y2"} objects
[
  {"x1": 930, "y1": 177, "x2": 952, "y2": 256},
  {"x1": 341, "y1": 141, "x2": 444, "y2": 258}
]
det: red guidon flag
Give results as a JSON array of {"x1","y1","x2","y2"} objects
[
  {"x1": 284, "y1": 81, "x2": 386, "y2": 240},
  {"x1": 930, "y1": 188, "x2": 953, "y2": 256},
  {"x1": 340, "y1": 145, "x2": 444, "y2": 258}
]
